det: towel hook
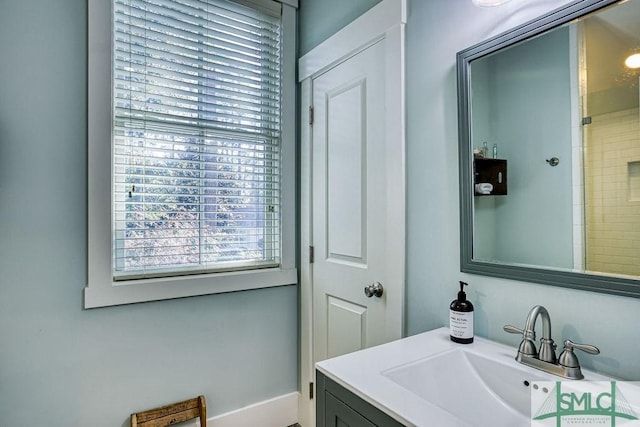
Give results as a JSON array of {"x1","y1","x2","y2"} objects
[{"x1": 546, "y1": 157, "x2": 559, "y2": 167}]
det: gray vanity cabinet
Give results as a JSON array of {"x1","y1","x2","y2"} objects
[{"x1": 316, "y1": 371, "x2": 405, "y2": 427}]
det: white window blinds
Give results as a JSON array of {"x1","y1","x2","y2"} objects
[{"x1": 112, "y1": 0, "x2": 282, "y2": 279}]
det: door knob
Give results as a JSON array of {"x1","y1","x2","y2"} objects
[{"x1": 364, "y1": 282, "x2": 384, "y2": 298}]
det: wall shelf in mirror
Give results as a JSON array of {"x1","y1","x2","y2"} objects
[{"x1": 474, "y1": 158, "x2": 507, "y2": 196}]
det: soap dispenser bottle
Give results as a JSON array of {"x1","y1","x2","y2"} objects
[{"x1": 450, "y1": 281, "x2": 474, "y2": 344}]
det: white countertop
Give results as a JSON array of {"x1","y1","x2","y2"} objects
[{"x1": 316, "y1": 327, "x2": 608, "y2": 427}]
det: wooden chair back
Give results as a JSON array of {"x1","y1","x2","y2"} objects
[{"x1": 131, "y1": 395, "x2": 206, "y2": 427}]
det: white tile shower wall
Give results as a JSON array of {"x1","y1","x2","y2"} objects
[{"x1": 585, "y1": 108, "x2": 640, "y2": 276}]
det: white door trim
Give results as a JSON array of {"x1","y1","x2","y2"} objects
[
  {"x1": 298, "y1": 1, "x2": 406, "y2": 425},
  {"x1": 298, "y1": 0, "x2": 407, "y2": 81}
]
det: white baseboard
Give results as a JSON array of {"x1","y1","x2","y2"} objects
[{"x1": 198, "y1": 392, "x2": 299, "y2": 427}]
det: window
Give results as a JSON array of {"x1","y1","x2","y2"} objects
[{"x1": 86, "y1": 0, "x2": 297, "y2": 308}]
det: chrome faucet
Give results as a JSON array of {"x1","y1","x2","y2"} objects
[{"x1": 504, "y1": 305, "x2": 599, "y2": 380}]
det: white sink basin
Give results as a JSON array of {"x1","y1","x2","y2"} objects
[
  {"x1": 316, "y1": 328, "x2": 612, "y2": 427},
  {"x1": 382, "y1": 348, "x2": 550, "y2": 426}
]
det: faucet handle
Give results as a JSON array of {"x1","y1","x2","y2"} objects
[
  {"x1": 503, "y1": 324, "x2": 524, "y2": 335},
  {"x1": 558, "y1": 339, "x2": 600, "y2": 368},
  {"x1": 504, "y1": 324, "x2": 537, "y2": 357},
  {"x1": 564, "y1": 339, "x2": 600, "y2": 355}
]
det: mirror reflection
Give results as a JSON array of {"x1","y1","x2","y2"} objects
[{"x1": 470, "y1": 0, "x2": 640, "y2": 278}]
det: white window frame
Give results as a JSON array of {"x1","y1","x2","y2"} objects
[{"x1": 85, "y1": 0, "x2": 297, "y2": 308}]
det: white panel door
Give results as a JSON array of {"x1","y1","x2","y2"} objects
[
  {"x1": 298, "y1": 4, "x2": 405, "y2": 425},
  {"x1": 311, "y1": 39, "x2": 401, "y2": 363}
]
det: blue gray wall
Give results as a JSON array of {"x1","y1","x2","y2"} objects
[
  {"x1": 300, "y1": 0, "x2": 640, "y2": 381},
  {"x1": 4, "y1": 2, "x2": 640, "y2": 425},
  {"x1": 0, "y1": 1, "x2": 297, "y2": 425},
  {"x1": 298, "y1": 0, "x2": 381, "y2": 56},
  {"x1": 472, "y1": 26, "x2": 574, "y2": 269},
  {"x1": 406, "y1": 0, "x2": 640, "y2": 380}
]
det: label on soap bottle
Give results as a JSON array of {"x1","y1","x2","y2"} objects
[{"x1": 450, "y1": 310, "x2": 474, "y2": 339}]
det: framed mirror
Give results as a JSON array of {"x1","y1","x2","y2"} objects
[{"x1": 458, "y1": 0, "x2": 640, "y2": 297}]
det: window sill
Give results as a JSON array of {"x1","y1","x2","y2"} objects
[{"x1": 84, "y1": 267, "x2": 297, "y2": 308}]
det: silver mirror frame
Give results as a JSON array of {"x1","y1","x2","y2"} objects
[{"x1": 457, "y1": 0, "x2": 640, "y2": 298}]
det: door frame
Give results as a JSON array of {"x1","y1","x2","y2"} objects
[{"x1": 298, "y1": 1, "x2": 407, "y2": 425}]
